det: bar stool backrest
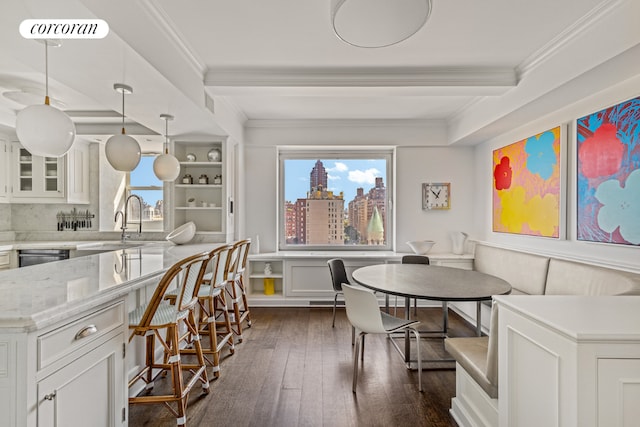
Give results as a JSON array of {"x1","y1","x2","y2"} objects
[
  {"x1": 176, "y1": 253, "x2": 211, "y2": 313},
  {"x1": 212, "y1": 244, "x2": 234, "y2": 288},
  {"x1": 228, "y1": 239, "x2": 251, "y2": 282},
  {"x1": 235, "y1": 239, "x2": 252, "y2": 278},
  {"x1": 137, "y1": 252, "x2": 209, "y2": 327}
]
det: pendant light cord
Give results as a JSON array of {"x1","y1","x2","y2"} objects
[
  {"x1": 121, "y1": 88, "x2": 126, "y2": 135},
  {"x1": 164, "y1": 118, "x2": 169, "y2": 154},
  {"x1": 44, "y1": 42, "x2": 50, "y2": 105}
]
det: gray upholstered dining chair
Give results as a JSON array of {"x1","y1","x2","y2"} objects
[{"x1": 342, "y1": 283, "x2": 423, "y2": 393}]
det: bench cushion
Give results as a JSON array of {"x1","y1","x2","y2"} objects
[
  {"x1": 545, "y1": 258, "x2": 640, "y2": 296},
  {"x1": 474, "y1": 244, "x2": 550, "y2": 295},
  {"x1": 445, "y1": 336, "x2": 497, "y2": 398}
]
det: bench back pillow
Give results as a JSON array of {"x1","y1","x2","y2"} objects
[
  {"x1": 474, "y1": 244, "x2": 550, "y2": 295},
  {"x1": 545, "y1": 258, "x2": 640, "y2": 295}
]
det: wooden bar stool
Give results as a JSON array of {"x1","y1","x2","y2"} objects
[
  {"x1": 224, "y1": 239, "x2": 252, "y2": 342},
  {"x1": 128, "y1": 252, "x2": 210, "y2": 427},
  {"x1": 175, "y1": 245, "x2": 235, "y2": 378}
]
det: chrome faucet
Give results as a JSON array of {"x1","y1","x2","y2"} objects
[{"x1": 115, "y1": 194, "x2": 143, "y2": 242}]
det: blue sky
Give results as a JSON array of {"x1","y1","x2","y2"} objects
[
  {"x1": 284, "y1": 159, "x2": 387, "y2": 202},
  {"x1": 130, "y1": 156, "x2": 163, "y2": 206}
]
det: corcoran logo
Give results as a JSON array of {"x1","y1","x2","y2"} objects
[{"x1": 19, "y1": 19, "x2": 109, "y2": 39}]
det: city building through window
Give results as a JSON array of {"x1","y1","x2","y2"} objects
[{"x1": 279, "y1": 148, "x2": 393, "y2": 250}]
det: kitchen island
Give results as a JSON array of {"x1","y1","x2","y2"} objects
[{"x1": 0, "y1": 242, "x2": 219, "y2": 427}]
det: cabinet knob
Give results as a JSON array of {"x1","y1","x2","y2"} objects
[
  {"x1": 74, "y1": 324, "x2": 98, "y2": 340},
  {"x1": 44, "y1": 391, "x2": 56, "y2": 401}
]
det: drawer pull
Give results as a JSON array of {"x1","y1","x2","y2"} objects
[
  {"x1": 44, "y1": 391, "x2": 56, "y2": 401},
  {"x1": 74, "y1": 324, "x2": 98, "y2": 340}
]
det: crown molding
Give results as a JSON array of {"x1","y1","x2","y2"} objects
[
  {"x1": 205, "y1": 67, "x2": 517, "y2": 90},
  {"x1": 138, "y1": 0, "x2": 206, "y2": 76},
  {"x1": 245, "y1": 118, "x2": 445, "y2": 129},
  {"x1": 517, "y1": 0, "x2": 624, "y2": 78}
]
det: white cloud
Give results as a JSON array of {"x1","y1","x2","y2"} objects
[
  {"x1": 348, "y1": 168, "x2": 380, "y2": 185},
  {"x1": 327, "y1": 162, "x2": 348, "y2": 173},
  {"x1": 327, "y1": 174, "x2": 341, "y2": 181}
]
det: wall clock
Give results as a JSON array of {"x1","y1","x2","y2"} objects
[{"x1": 422, "y1": 182, "x2": 451, "y2": 210}]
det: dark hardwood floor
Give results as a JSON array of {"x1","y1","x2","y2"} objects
[{"x1": 128, "y1": 306, "x2": 476, "y2": 426}]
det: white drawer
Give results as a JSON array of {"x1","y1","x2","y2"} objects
[
  {"x1": 38, "y1": 301, "x2": 124, "y2": 370},
  {"x1": 0, "y1": 251, "x2": 9, "y2": 267}
]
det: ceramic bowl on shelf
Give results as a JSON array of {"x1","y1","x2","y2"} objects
[
  {"x1": 166, "y1": 221, "x2": 196, "y2": 245},
  {"x1": 207, "y1": 148, "x2": 221, "y2": 162},
  {"x1": 406, "y1": 240, "x2": 435, "y2": 255},
  {"x1": 186, "y1": 153, "x2": 197, "y2": 162}
]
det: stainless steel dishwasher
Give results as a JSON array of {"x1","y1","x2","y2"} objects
[{"x1": 18, "y1": 249, "x2": 70, "y2": 267}]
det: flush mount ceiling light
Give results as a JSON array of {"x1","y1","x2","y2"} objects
[
  {"x1": 153, "y1": 113, "x2": 180, "y2": 181},
  {"x1": 15, "y1": 40, "x2": 76, "y2": 157},
  {"x1": 105, "y1": 83, "x2": 141, "y2": 172},
  {"x1": 331, "y1": 0, "x2": 432, "y2": 48}
]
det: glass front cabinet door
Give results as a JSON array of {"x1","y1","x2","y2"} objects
[{"x1": 12, "y1": 142, "x2": 64, "y2": 200}]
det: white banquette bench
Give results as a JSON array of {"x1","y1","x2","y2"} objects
[{"x1": 444, "y1": 243, "x2": 640, "y2": 427}]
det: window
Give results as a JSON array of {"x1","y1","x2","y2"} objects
[
  {"x1": 279, "y1": 147, "x2": 393, "y2": 250},
  {"x1": 127, "y1": 155, "x2": 164, "y2": 230}
]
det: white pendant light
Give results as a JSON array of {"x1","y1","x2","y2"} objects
[
  {"x1": 15, "y1": 40, "x2": 75, "y2": 157},
  {"x1": 105, "y1": 83, "x2": 141, "y2": 171},
  {"x1": 153, "y1": 114, "x2": 180, "y2": 181},
  {"x1": 331, "y1": 0, "x2": 432, "y2": 48}
]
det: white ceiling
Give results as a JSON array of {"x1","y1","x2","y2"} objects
[{"x1": 0, "y1": 0, "x2": 630, "y2": 146}]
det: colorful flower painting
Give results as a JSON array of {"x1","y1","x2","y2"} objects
[
  {"x1": 577, "y1": 96, "x2": 640, "y2": 245},
  {"x1": 492, "y1": 126, "x2": 562, "y2": 237}
]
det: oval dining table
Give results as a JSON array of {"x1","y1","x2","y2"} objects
[{"x1": 351, "y1": 263, "x2": 512, "y2": 367}]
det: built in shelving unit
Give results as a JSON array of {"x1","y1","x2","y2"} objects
[
  {"x1": 247, "y1": 257, "x2": 284, "y2": 297},
  {"x1": 172, "y1": 140, "x2": 226, "y2": 236}
]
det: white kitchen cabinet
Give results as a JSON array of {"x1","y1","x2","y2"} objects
[
  {"x1": 171, "y1": 139, "x2": 228, "y2": 237},
  {"x1": 0, "y1": 251, "x2": 10, "y2": 271},
  {"x1": 65, "y1": 140, "x2": 90, "y2": 204},
  {"x1": 496, "y1": 295, "x2": 640, "y2": 427},
  {"x1": 0, "y1": 299, "x2": 127, "y2": 427},
  {"x1": 0, "y1": 139, "x2": 8, "y2": 202},
  {"x1": 37, "y1": 333, "x2": 125, "y2": 427},
  {"x1": 12, "y1": 142, "x2": 64, "y2": 200},
  {"x1": 9, "y1": 141, "x2": 90, "y2": 204}
]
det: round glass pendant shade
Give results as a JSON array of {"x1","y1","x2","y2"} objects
[
  {"x1": 153, "y1": 153, "x2": 180, "y2": 181},
  {"x1": 105, "y1": 133, "x2": 141, "y2": 171},
  {"x1": 16, "y1": 103, "x2": 75, "y2": 157},
  {"x1": 331, "y1": 0, "x2": 432, "y2": 48}
]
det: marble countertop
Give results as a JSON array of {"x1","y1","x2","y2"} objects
[
  {"x1": 0, "y1": 242, "x2": 219, "y2": 332},
  {"x1": 0, "y1": 240, "x2": 165, "y2": 251}
]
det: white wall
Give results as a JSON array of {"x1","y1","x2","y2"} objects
[
  {"x1": 244, "y1": 122, "x2": 477, "y2": 253},
  {"x1": 474, "y1": 74, "x2": 640, "y2": 272}
]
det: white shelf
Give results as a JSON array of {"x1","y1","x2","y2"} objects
[
  {"x1": 179, "y1": 161, "x2": 222, "y2": 166},
  {"x1": 175, "y1": 206, "x2": 222, "y2": 210},
  {"x1": 175, "y1": 184, "x2": 222, "y2": 189},
  {"x1": 249, "y1": 274, "x2": 284, "y2": 279}
]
